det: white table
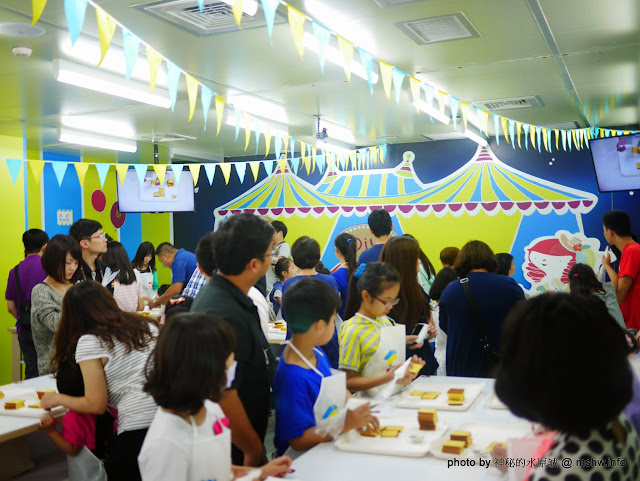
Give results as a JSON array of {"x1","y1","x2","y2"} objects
[{"x1": 290, "y1": 377, "x2": 530, "y2": 481}]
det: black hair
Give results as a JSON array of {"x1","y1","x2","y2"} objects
[
  {"x1": 602, "y1": 210, "x2": 632, "y2": 238},
  {"x1": 131, "y1": 242, "x2": 156, "y2": 272},
  {"x1": 156, "y1": 242, "x2": 176, "y2": 256},
  {"x1": 23, "y1": 229, "x2": 49, "y2": 256},
  {"x1": 212, "y1": 213, "x2": 275, "y2": 276},
  {"x1": 344, "y1": 262, "x2": 400, "y2": 319},
  {"x1": 568, "y1": 263, "x2": 604, "y2": 296},
  {"x1": 144, "y1": 312, "x2": 236, "y2": 414},
  {"x1": 102, "y1": 241, "x2": 136, "y2": 285},
  {"x1": 271, "y1": 220, "x2": 288, "y2": 239},
  {"x1": 367, "y1": 209, "x2": 392, "y2": 238},
  {"x1": 41, "y1": 234, "x2": 82, "y2": 283},
  {"x1": 495, "y1": 253, "x2": 514, "y2": 276},
  {"x1": 69, "y1": 219, "x2": 102, "y2": 243},
  {"x1": 291, "y1": 236, "x2": 321, "y2": 270},
  {"x1": 429, "y1": 267, "x2": 458, "y2": 301},
  {"x1": 157, "y1": 284, "x2": 171, "y2": 296},
  {"x1": 164, "y1": 295, "x2": 195, "y2": 322},
  {"x1": 195, "y1": 232, "x2": 217, "y2": 277},
  {"x1": 274, "y1": 257, "x2": 293, "y2": 281},
  {"x1": 495, "y1": 293, "x2": 631, "y2": 438},
  {"x1": 282, "y1": 277, "x2": 341, "y2": 334},
  {"x1": 334, "y1": 232, "x2": 357, "y2": 282},
  {"x1": 316, "y1": 261, "x2": 331, "y2": 275}
]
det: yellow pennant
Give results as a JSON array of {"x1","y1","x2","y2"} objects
[
  {"x1": 371, "y1": 147, "x2": 379, "y2": 165},
  {"x1": 74, "y1": 162, "x2": 89, "y2": 187},
  {"x1": 278, "y1": 158, "x2": 288, "y2": 173},
  {"x1": 554, "y1": 129, "x2": 559, "y2": 150},
  {"x1": 32, "y1": 0, "x2": 47, "y2": 25},
  {"x1": 409, "y1": 77, "x2": 421, "y2": 111},
  {"x1": 530, "y1": 124, "x2": 536, "y2": 150},
  {"x1": 249, "y1": 161, "x2": 261, "y2": 181},
  {"x1": 481, "y1": 110, "x2": 490, "y2": 137},
  {"x1": 542, "y1": 128, "x2": 549, "y2": 152},
  {"x1": 146, "y1": 46, "x2": 163, "y2": 93},
  {"x1": 303, "y1": 156, "x2": 311, "y2": 175},
  {"x1": 188, "y1": 164, "x2": 201, "y2": 186},
  {"x1": 500, "y1": 117, "x2": 509, "y2": 144},
  {"x1": 264, "y1": 127, "x2": 272, "y2": 158},
  {"x1": 572, "y1": 130, "x2": 578, "y2": 150},
  {"x1": 243, "y1": 112, "x2": 252, "y2": 151},
  {"x1": 338, "y1": 37, "x2": 355, "y2": 82},
  {"x1": 153, "y1": 164, "x2": 167, "y2": 186},
  {"x1": 219, "y1": 163, "x2": 232, "y2": 185},
  {"x1": 96, "y1": 7, "x2": 117, "y2": 67},
  {"x1": 300, "y1": 140, "x2": 306, "y2": 162},
  {"x1": 311, "y1": 147, "x2": 317, "y2": 173},
  {"x1": 378, "y1": 61, "x2": 393, "y2": 101},
  {"x1": 623, "y1": 130, "x2": 630, "y2": 136},
  {"x1": 460, "y1": 102, "x2": 470, "y2": 129},
  {"x1": 516, "y1": 121, "x2": 522, "y2": 148},
  {"x1": 114, "y1": 163, "x2": 129, "y2": 185},
  {"x1": 185, "y1": 74, "x2": 199, "y2": 122},
  {"x1": 349, "y1": 152, "x2": 357, "y2": 169},
  {"x1": 379, "y1": 147, "x2": 385, "y2": 164},
  {"x1": 282, "y1": 135, "x2": 290, "y2": 156},
  {"x1": 232, "y1": 0, "x2": 245, "y2": 26},
  {"x1": 28, "y1": 159, "x2": 45, "y2": 184},
  {"x1": 288, "y1": 6, "x2": 306, "y2": 59},
  {"x1": 326, "y1": 152, "x2": 335, "y2": 170},
  {"x1": 215, "y1": 96, "x2": 225, "y2": 136}
]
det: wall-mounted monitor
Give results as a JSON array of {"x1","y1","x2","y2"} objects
[
  {"x1": 589, "y1": 133, "x2": 640, "y2": 193},
  {"x1": 117, "y1": 168, "x2": 195, "y2": 213}
]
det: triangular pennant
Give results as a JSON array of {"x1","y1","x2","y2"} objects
[
  {"x1": 219, "y1": 163, "x2": 232, "y2": 184},
  {"x1": 409, "y1": 77, "x2": 421, "y2": 111},
  {"x1": 203, "y1": 164, "x2": 216, "y2": 185},
  {"x1": 554, "y1": 129, "x2": 560, "y2": 150},
  {"x1": 508, "y1": 119, "x2": 516, "y2": 148},
  {"x1": 437, "y1": 91, "x2": 447, "y2": 114},
  {"x1": 316, "y1": 151, "x2": 325, "y2": 173},
  {"x1": 29, "y1": 159, "x2": 45, "y2": 184},
  {"x1": 392, "y1": 68, "x2": 405, "y2": 104},
  {"x1": 561, "y1": 130, "x2": 567, "y2": 151},
  {"x1": 311, "y1": 146, "x2": 318, "y2": 173},
  {"x1": 134, "y1": 164, "x2": 148, "y2": 186},
  {"x1": 122, "y1": 28, "x2": 140, "y2": 82},
  {"x1": 380, "y1": 144, "x2": 387, "y2": 164},
  {"x1": 358, "y1": 48, "x2": 375, "y2": 94},
  {"x1": 5, "y1": 159, "x2": 22, "y2": 185},
  {"x1": 243, "y1": 112, "x2": 252, "y2": 151},
  {"x1": 523, "y1": 124, "x2": 529, "y2": 150},
  {"x1": 312, "y1": 22, "x2": 332, "y2": 74},
  {"x1": 450, "y1": 97, "x2": 460, "y2": 128},
  {"x1": 460, "y1": 102, "x2": 470, "y2": 129},
  {"x1": 273, "y1": 132, "x2": 281, "y2": 160},
  {"x1": 235, "y1": 162, "x2": 247, "y2": 183},
  {"x1": 516, "y1": 121, "x2": 522, "y2": 148},
  {"x1": 356, "y1": 151, "x2": 363, "y2": 170},
  {"x1": 536, "y1": 126, "x2": 542, "y2": 152},
  {"x1": 95, "y1": 7, "x2": 117, "y2": 67},
  {"x1": 215, "y1": 95, "x2": 225, "y2": 136},
  {"x1": 197, "y1": 0, "x2": 203, "y2": 11},
  {"x1": 277, "y1": 158, "x2": 288, "y2": 174},
  {"x1": 542, "y1": 128, "x2": 549, "y2": 152},
  {"x1": 571, "y1": 129, "x2": 578, "y2": 151},
  {"x1": 32, "y1": 0, "x2": 47, "y2": 26},
  {"x1": 480, "y1": 110, "x2": 490, "y2": 137},
  {"x1": 185, "y1": 74, "x2": 199, "y2": 122},
  {"x1": 146, "y1": 45, "x2": 163, "y2": 93},
  {"x1": 308, "y1": 144, "x2": 315, "y2": 173},
  {"x1": 233, "y1": 105, "x2": 243, "y2": 141},
  {"x1": 260, "y1": 0, "x2": 279, "y2": 40},
  {"x1": 349, "y1": 152, "x2": 357, "y2": 170},
  {"x1": 249, "y1": 161, "x2": 261, "y2": 181},
  {"x1": 170, "y1": 164, "x2": 183, "y2": 186},
  {"x1": 338, "y1": 153, "x2": 346, "y2": 170},
  {"x1": 338, "y1": 37, "x2": 354, "y2": 82},
  {"x1": 166, "y1": 60, "x2": 182, "y2": 111},
  {"x1": 254, "y1": 119, "x2": 262, "y2": 154},
  {"x1": 379, "y1": 61, "x2": 393, "y2": 101},
  {"x1": 114, "y1": 163, "x2": 129, "y2": 186},
  {"x1": 371, "y1": 147, "x2": 379, "y2": 166},
  {"x1": 188, "y1": 164, "x2": 201, "y2": 186},
  {"x1": 500, "y1": 117, "x2": 509, "y2": 144},
  {"x1": 264, "y1": 127, "x2": 272, "y2": 158},
  {"x1": 64, "y1": 0, "x2": 89, "y2": 46},
  {"x1": 493, "y1": 114, "x2": 500, "y2": 145},
  {"x1": 153, "y1": 164, "x2": 167, "y2": 186},
  {"x1": 287, "y1": 6, "x2": 306, "y2": 59},
  {"x1": 264, "y1": 160, "x2": 275, "y2": 177},
  {"x1": 282, "y1": 135, "x2": 290, "y2": 156},
  {"x1": 290, "y1": 138, "x2": 296, "y2": 160},
  {"x1": 201, "y1": 86, "x2": 213, "y2": 131},
  {"x1": 232, "y1": 0, "x2": 245, "y2": 26},
  {"x1": 94, "y1": 163, "x2": 110, "y2": 188},
  {"x1": 290, "y1": 156, "x2": 300, "y2": 175}
]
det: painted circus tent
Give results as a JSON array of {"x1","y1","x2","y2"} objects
[{"x1": 215, "y1": 145, "x2": 606, "y2": 292}]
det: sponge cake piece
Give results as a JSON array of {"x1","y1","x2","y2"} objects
[
  {"x1": 442, "y1": 440, "x2": 466, "y2": 455},
  {"x1": 4, "y1": 400, "x2": 25, "y2": 410},
  {"x1": 450, "y1": 431, "x2": 472, "y2": 447}
]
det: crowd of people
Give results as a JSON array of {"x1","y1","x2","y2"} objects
[{"x1": 3, "y1": 207, "x2": 640, "y2": 481}]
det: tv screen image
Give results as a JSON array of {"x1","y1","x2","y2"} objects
[
  {"x1": 117, "y1": 168, "x2": 195, "y2": 213},
  {"x1": 589, "y1": 133, "x2": 640, "y2": 192}
]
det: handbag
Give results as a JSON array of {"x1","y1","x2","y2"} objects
[
  {"x1": 460, "y1": 278, "x2": 502, "y2": 376},
  {"x1": 14, "y1": 265, "x2": 32, "y2": 329}
]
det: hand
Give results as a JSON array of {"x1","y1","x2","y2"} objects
[
  {"x1": 397, "y1": 355, "x2": 425, "y2": 385},
  {"x1": 406, "y1": 335, "x2": 424, "y2": 350},
  {"x1": 39, "y1": 414, "x2": 56, "y2": 432},
  {"x1": 39, "y1": 393, "x2": 60, "y2": 411},
  {"x1": 602, "y1": 252, "x2": 611, "y2": 267},
  {"x1": 260, "y1": 456, "x2": 292, "y2": 479},
  {"x1": 345, "y1": 403, "x2": 379, "y2": 433},
  {"x1": 427, "y1": 324, "x2": 437, "y2": 340},
  {"x1": 491, "y1": 443, "x2": 508, "y2": 473}
]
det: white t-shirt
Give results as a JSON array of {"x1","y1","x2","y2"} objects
[
  {"x1": 75, "y1": 325, "x2": 158, "y2": 434},
  {"x1": 113, "y1": 270, "x2": 143, "y2": 312},
  {"x1": 138, "y1": 401, "x2": 229, "y2": 481}
]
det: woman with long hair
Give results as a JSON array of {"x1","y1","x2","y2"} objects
[
  {"x1": 331, "y1": 232, "x2": 357, "y2": 318},
  {"x1": 568, "y1": 263, "x2": 625, "y2": 328},
  {"x1": 131, "y1": 242, "x2": 158, "y2": 299},
  {"x1": 380, "y1": 236, "x2": 438, "y2": 376},
  {"x1": 103, "y1": 241, "x2": 145, "y2": 312},
  {"x1": 402, "y1": 234, "x2": 436, "y2": 295},
  {"x1": 41, "y1": 281, "x2": 158, "y2": 481}
]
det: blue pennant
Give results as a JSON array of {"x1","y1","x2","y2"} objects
[
  {"x1": 166, "y1": 60, "x2": 182, "y2": 111},
  {"x1": 493, "y1": 114, "x2": 500, "y2": 146},
  {"x1": 392, "y1": 68, "x2": 405, "y2": 104},
  {"x1": 450, "y1": 98, "x2": 460, "y2": 129},
  {"x1": 291, "y1": 156, "x2": 300, "y2": 175},
  {"x1": 233, "y1": 106, "x2": 242, "y2": 142},
  {"x1": 316, "y1": 154, "x2": 326, "y2": 174},
  {"x1": 134, "y1": 164, "x2": 148, "y2": 185},
  {"x1": 5, "y1": 159, "x2": 22, "y2": 185},
  {"x1": 358, "y1": 48, "x2": 375, "y2": 94},
  {"x1": 274, "y1": 133, "x2": 282, "y2": 160},
  {"x1": 65, "y1": 0, "x2": 89, "y2": 46},
  {"x1": 235, "y1": 162, "x2": 247, "y2": 183},
  {"x1": 170, "y1": 164, "x2": 183, "y2": 186},
  {"x1": 508, "y1": 119, "x2": 516, "y2": 148},
  {"x1": 260, "y1": 0, "x2": 279, "y2": 41},
  {"x1": 264, "y1": 160, "x2": 274, "y2": 177},
  {"x1": 94, "y1": 163, "x2": 110, "y2": 188},
  {"x1": 122, "y1": 28, "x2": 140, "y2": 82},
  {"x1": 203, "y1": 164, "x2": 216, "y2": 185},
  {"x1": 312, "y1": 22, "x2": 332, "y2": 74},
  {"x1": 51, "y1": 161, "x2": 68, "y2": 187}
]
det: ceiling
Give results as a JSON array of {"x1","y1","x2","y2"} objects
[{"x1": 0, "y1": 0, "x2": 638, "y2": 160}]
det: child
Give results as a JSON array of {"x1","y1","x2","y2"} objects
[
  {"x1": 341, "y1": 262, "x2": 424, "y2": 395},
  {"x1": 139, "y1": 312, "x2": 292, "y2": 481},
  {"x1": 274, "y1": 278, "x2": 379, "y2": 457},
  {"x1": 568, "y1": 263, "x2": 625, "y2": 328},
  {"x1": 269, "y1": 258, "x2": 296, "y2": 317},
  {"x1": 159, "y1": 294, "x2": 194, "y2": 326},
  {"x1": 102, "y1": 241, "x2": 145, "y2": 312}
]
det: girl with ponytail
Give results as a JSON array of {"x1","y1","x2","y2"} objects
[{"x1": 331, "y1": 233, "x2": 358, "y2": 318}]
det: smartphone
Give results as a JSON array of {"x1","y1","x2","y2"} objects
[{"x1": 411, "y1": 323, "x2": 428, "y2": 345}]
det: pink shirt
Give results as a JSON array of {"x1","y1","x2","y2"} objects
[
  {"x1": 62, "y1": 411, "x2": 97, "y2": 449},
  {"x1": 112, "y1": 271, "x2": 143, "y2": 312}
]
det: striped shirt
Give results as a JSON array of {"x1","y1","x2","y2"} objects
[
  {"x1": 339, "y1": 313, "x2": 394, "y2": 373},
  {"x1": 75, "y1": 325, "x2": 158, "y2": 435}
]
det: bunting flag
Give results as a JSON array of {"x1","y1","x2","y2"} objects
[
  {"x1": 311, "y1": 146, "x2": 318, "y2": 171},
  {"x1": 232, "y1": 0, "x2": 245, "y2": 26},
  {"x1": 134, "y1": 164, "x2": 148, "y2": 186},
  {"x1": 72, "y1": 162, "x2": 89, "y2": 186},
  {"x1": 166, "y1": 60, "x2": 182, "y2": 111},
  {"x1": 264, "y1": 160, "x2": 274, "y2": 177},
  {"x1": 264, "y1": 127, "x2": 272, "y2": 158},
  {"x1": 493, "y1": 114, "x2": 500, "y2": 145},
  {"x1": 450, "y1": 98, "x2": 460, "y2": 128},
  {"x1": 508, "y1": 119, "x2": 516, "y2": 148},
  {"x1": 95, "y1": 7, "x2": 116, "y2": 67},
  {"x1": 188, "y1": 164, "x2": 201, "y2": 186},
  {"x1": 288, "y1": 6, "x2": 306, "y2": 59},
  {"x1": 290, "y1": 137, "x2": 296, "y2": 161},
  {"x1": 371, "y1": 147, "x2": 378, "y2": 166},
  {"x1": 561, "y1": 130, "x2": 567, "y2": 151},
  {"x1": 261, "y1": 0, "x2": 279, "y2": 40},
  {"x1": 572, "y1": 130, "x2": 578, "y2": 151},
  {"x1": 215, "y1": 96, "x2": 225, "y2": 136},
  {"x1": 146, "y1": 46, "x2": 163, "y2": 93},
  {"x1": 65, "y1": 0, "x2": 89, "y2": 46},
  {"x1": 424, "y1": 84, "x2": 435, "y2": 109},
  {"x1": 515, "y1": 121, "x2": 521, "y2": 148},
  {"x1": 290, "y1": 156, "x2": 300, "y2": 175},
  {"x1": 114, "y1": 163, "x2": 129, "y2": 185},
  {"x1": 273, "y1": 132, "x2": 281, "y2": 160},
  {"x1": 379, "y1": 61, "x2": 393, "y2": 101},
  {"x1": 277, "y1": 157, "x2": 288, "y2": 173},
  {"x1": 249, "y1": 161, "x2": 261, "y2": 181},
  {"x1": 349, "y1": 152, "x2": 357, "y2": 170},
  {"x1": 235, "y1": 162, "x2": 247, "y2": 183},
  {"x1": 282, "y1": 135, "x2": 290, "y2": 157},
  {"x1": 201, "y1": 86, "x2": 213, "y2": 131},
  {"x1": 409, "y1": 77, "x2": 421, "y2": 110},
  {"x1": 437, "y1": 91, "x2": 447, "y2": 114},
  {"x1": 358, "y1": 48, "x2": 375, "y2": 94},
  {"x1": 337, "y1": 153, "x2": 346, "y2": 170},
  {"x1": 254, "y1": 120, "x2": 262, "y2": 154},
  {"x1": 549, "y1": 129, "x2": 554, "y2": 152},
  {"x1": 554, "y1": 129, "x2": 560, "y2": 151},
  {"x1": 185, "y1": 74, "x2": 199, "y2": 122},
  {"x1": 233, "y1": 105, "x2": 242, "y2": 141},
  {"x1": 523, "y1": 124, "x2": 529, "y2": 150},
  {"x1": 5, "y1": 159, "x2": 22, "y2": 185},
  {"x1": 480, "y1": 109, "x2": 490, "y2": 137},
  {"x1": 32, "y1": 0, "x2": 47, "y2": 25},
  {"x1": 122, "y1": 28, "x2": 140, "y2": 82},
  {"x1": 197, "y1": 0, "x2": 203, "y2": 11},
  {"x1": 542, "y1": 128, "x2": 549, "y2": 152},
  {"x1": 536, "y1": 126, "x2": 542, "y2": 152},
  {"x1": 338, "y1": 37, "x2": 354, "y2": 82},
  {"x1": 153, "y1": 164, "x2": 167, "y2": 186},
  {"x1": 29, "y1": 159, "x2": 45, "y2": 184},
  {"x1": 500, "y1": 117, "x2": 509, "y2": 144},
  {"x1": 204, "y1": 164, "x2": 217, "y2": 185},
  {"x1": 392, "y1": 69, "x2": 405, "y2": 104},
  {"x1": 460, "y1": 102, "x2": 470, "y2": 129},
  {"x1": 243, "y1": 112, "x2": 252, "y2": 151},
  {"x1": 312, "y1": 22, "x2": 332, "y2": 74},
  {"x1": 170, "y1": 164, "x2": 183, "y2": 186},
  {"x1": 380, "y1": 144, "x2": 387, "y2": 164},
  {"x1": 94, "y1": 163, "x2": 110, "y2": 188},
  {"x1": 356, "y1": 150, "x2": 363, "y2": 170},
  {"x1": 530, "y1": 123, "x2": 536, "y2": 150},
  {"x1": 316, "y1": 150, "x2": 325, "y2": 173}
]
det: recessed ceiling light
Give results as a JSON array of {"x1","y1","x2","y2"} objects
[{"x1": 0, "y1": 23, "x2": 46, "y2": 38}]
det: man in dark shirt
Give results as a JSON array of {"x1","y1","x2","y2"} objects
[
  {"x1": 358, "y1": 208, "x2": 394, "y2": 265},
  {"x1": 69, "y1": 219, "x2": 109, "y2": 283},
  {"x1": 191, "y1": 214, "x2": 275, "y2": 466}
]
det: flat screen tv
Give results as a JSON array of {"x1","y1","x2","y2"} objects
[
  {"x1": 589, "y1": 133, "x2": 640, "y2": 192},
  {"x1": 117, "y1": 168, "x2": 195, "y2": 213}
]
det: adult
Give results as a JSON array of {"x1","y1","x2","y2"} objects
[
  {"x1": 69, "y1": 219, "x2": 108, "y2": 285},
  {"x1": 495, "y1": 253, "x2": 515, "y2": 276},
  {"x1": 358, "y1": 209, "x2": 393, "y2": 265},
  {"x1": 190, "y1": 213, "x2": 276, "y2": 467},
  {"x1": 602, "y1": 210, "x2": 640, "y2": 329},
  {"x1": 5, "y1": 229, "x2": 49, "y2": 379},
  {"x1": 40, "y1": 281, "x2": 157, "y2": 481},
  {"x1": 439, "y1": 240, "x2": 524, "y2": 378},
  {"x1": 330, "y1": 232, "x2": 357, "y2": 319},
  {"x1": 182, "y1": 233, "x2": 216, "y2": 299},
  {"x1": 439, "y1": 246, "x2": 459, "y2": 268},
  {"x1": 152, "y1": 243, "x2": 197, "y2": 307},
  {"x1": 102, "y1": 241, "x2": 145, "y2": 312},
  {"x1": 404, "y1": 233, "x2": 437, "y2": 295},
  {"x1": 495, "y1": 294, "x2": 640, "y2": 480},
  {"x1": 266, "y1": 220, "x2": 291, "y2": 295},
  {"x1": 569, "y1": 263, "x2": 625, "y2": 329},
  {"x1": 131, "y1": 242, "x2": 159, "y2": 299},
  {"x1": 429, "y1": 267, "x2": 458, "y2": 377},
  {"x1": 31, "y1": 235, "x2": 81, "y2": 376}
]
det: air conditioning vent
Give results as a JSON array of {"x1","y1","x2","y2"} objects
[
  {"x1": 473, "y1": 95, "x2": 545, "y2": 111},
  {"x1": 138, "y1": 132, "x2": 198, "y2": 143},
  {"x1": 379, "y1": 134, "x2": 402, "y2": 140},
  {"x1": 420, "y1": 132, "x2": 467, "y2": 141},
  {"x1": 395, "y1": 13, "x2": 480, "y2": 45},
  {"x1": 372, "y1": 0, "x2": 429, "y2": 7}
]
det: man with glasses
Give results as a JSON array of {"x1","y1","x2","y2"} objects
[{"x1": 69, "y1": 219, "x2": 109, "y2": 287}]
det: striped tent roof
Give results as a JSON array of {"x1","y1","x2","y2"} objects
[{"x1": 214, "y1": 146, "x2": 597, "y2": 222}]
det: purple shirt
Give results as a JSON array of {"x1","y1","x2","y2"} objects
[{"x1": 5, "y1": 255, "x2": 47, "y2": 332}]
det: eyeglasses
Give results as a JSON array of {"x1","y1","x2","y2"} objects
[
  {"x1": 374, "y1": 296, "x2": 400, "y2": 308},
  {"x1": 89, "y1": 233, "x2": 107, "y2": 240}
]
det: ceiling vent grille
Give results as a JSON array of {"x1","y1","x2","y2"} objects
[
  {"x1": 378, "y1": 134, "x2": 402, "y2": 140},
  {"x1": 372, "y1": 0, "x2": 429, "y2": 7},
  {"x1": 395, "y1": 13, "x2": 480, "y2": 45},
  {"x1": 473, "y1": 95, "x2": 545, "y2": 111}
]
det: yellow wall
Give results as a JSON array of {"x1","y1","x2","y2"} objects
[{"x1": 142, "y1": 213, "x2": 173, "y2": 285}]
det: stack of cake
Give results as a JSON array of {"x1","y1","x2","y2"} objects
[
  {"x1": 447, "y1": 388, "x2": 465, "y2": 406},
  {"x1": 417, "y1": 409, "x2": 437, "y2": 430},
  {"x1": 441, "y1": 431, "x2": 472, "y2": 454}
]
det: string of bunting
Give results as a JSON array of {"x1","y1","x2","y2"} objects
[{"x1": 32, "y1": 0, "x2": 638, "y2": 158}]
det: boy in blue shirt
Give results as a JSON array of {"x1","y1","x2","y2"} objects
[{"x1": 273, "y1": 278, "x2": 378, "y2": 457}]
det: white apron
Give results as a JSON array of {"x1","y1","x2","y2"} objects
[
  {"x1": 361, "y1": 320, "x2": 406, "y2": 397},
  {"x1": 188, "y1": 411, "x2": 232, "y2": 481},
  {"x1": 136, "y1": 269, "x2": 155, "y2": 298},
  {"x1": 67, "y1": 447, "x2": 107, "y2": 481}
]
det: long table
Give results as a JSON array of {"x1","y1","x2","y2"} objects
[{"x1": 290, "y1": 376, "x2": 530, "y2": 481}]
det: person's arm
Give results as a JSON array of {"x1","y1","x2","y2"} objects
[
  {"x1": 218, "y1": 389, "x2": 264, "y2": 467},
  {"x1": 602, "y1": 252, "x2": 619, "y2": 288},
  {"x1": 343, "y1": 368, "x2": 394, "y2": 392},
  {"x1": 7, "y1": 300, "x2": 18, "y2": 319},
  {"x1": 617, "y1": 276, "x2": 633, "y2": 306},
  {"x1": 39, "y1": 415, "x2": 82, "y2": 456},
  {"x1": 152, "y1": 282, "x2": 184, "y2": 307}
]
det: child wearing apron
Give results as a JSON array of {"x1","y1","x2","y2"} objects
[{"x1": 138, "y1": 312, "x2": 291, "y2": 481}]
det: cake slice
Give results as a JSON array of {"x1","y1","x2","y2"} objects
[
  {"x1": 360, "y1": 430, "x2": 379, "y2": 437},
  {"x1": 380, "y1": 430, "x2": 400, "y2": 438},
  {"x1": 408, "y1": 363, "x2": 422, "y2": 375},
  {"x1": 418, "y1": 408, "x2": 438, "y2": 430},
  {"x1": 450, "y1": 431, "x2": 472, "y2": 447},
  {"x1": 411, "y1": 391, "x2": 426, "y2": 397},
  {"x1": 29, "y1": 402, "x2": 41, "y2": 409},
  {"x1": 37, "y1": 389, "x2": 55, "y2": 399},
  {"x1": 4, "y1": 400, "x2": 25, "y2": 409},
  {"x1": 442, "y1": 440, "x2": 466, "y2": 455},
  {"x1": 421, "y1": 392, "x2": 440, "y2": 400},
  {"x1": 447, "y1": 388, "x2": 465, "y2": 404},
  {"x1": 381, "y1": 426, "x2": 404, "y2": 432}
]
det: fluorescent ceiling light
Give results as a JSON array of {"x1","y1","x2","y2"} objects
[
  {"x1": 464, "y1": 128, "x2": 488, "y2": 147},
  {"x1": 61, "y1": 116, "x2": 136, "y2": 140},
  {"x1": 316, "y1": 140, "x2": 353, "y2": 155},
  {"x1": 304, "y1": 32, "x2": 379, "y2": 84},
  {"x1": 224, "y1": 112, "x2": 288, "y2": 139},
  {"x1": 414, "y1": 100, "x2": 451, "y2": 125},
  {"x1": 54, "y1": 59, "x2": 171, "y2": 108},
  {"x1": 228, "y1": 94, "x2": 289, "y2": 124},
  {"x1": 59, "y1": 128, "x2": 138, "y2": 153},
  {"x1": 221, "y1": 0, "x2": 258, "y2": 16}
]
